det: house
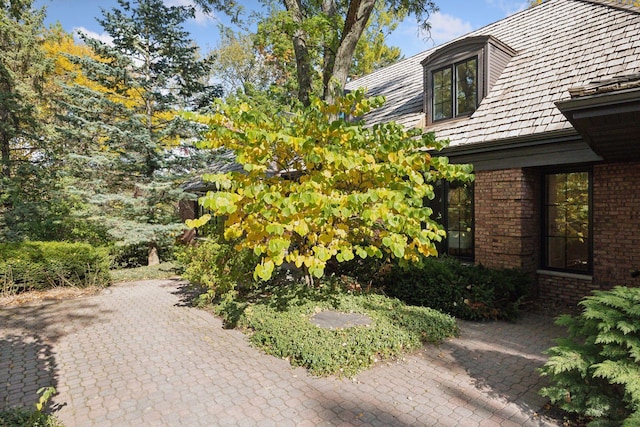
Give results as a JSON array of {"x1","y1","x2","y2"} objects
[{"x1": 345, "y1": 0, "x2": 640, "y2": 307}]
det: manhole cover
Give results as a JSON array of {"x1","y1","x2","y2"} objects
[{"x1": 310, "y1": 311, "x2": 373, "y2": 329}]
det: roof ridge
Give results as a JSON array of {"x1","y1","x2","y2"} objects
[{"x1": 575, "y1": 0, "x2": 640, "y2": 14}]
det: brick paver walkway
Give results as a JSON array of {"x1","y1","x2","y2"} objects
[{"x1": 1, "y1": 279, "x2": 565, "y2": 426}]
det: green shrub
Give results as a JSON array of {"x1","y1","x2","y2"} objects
[
  {"x1": 378, "y1": 256, "x2": 531, "y2": 320},
  {"x1": 539, "y1": 286, "x2": 640, "y2": 427},
  {"x1": 177, "y1": 235, "x2": 260, "y2": 302},
  {"x1": 0, "y1": 386, "x2": 62, "y2": 427},
  {"x1": 214, "y1": 280, "x2": 458, "y2": 377},
  {"x1": 110, "y1": 240, "x2": 177, "y2": 269},
  {"x1": 0, "y1": 408, "x2": 63, "y2": 427},
  {"x1": 0, "y1": 241, "x2": 111, "y2": 292}
]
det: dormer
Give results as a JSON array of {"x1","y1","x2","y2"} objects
[{"x1": 422, "y1": 35, "x2": 516, "y2": 125}]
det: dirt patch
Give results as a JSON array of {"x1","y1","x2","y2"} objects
[{"x1": 0, "y1": 286, "x2": 103, "y2": 307}]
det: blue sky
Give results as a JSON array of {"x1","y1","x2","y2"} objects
[{"x1": 34, "y1": 0, "x2": 528, "y2": 57}]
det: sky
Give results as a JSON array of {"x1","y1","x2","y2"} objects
[{"x1": 33, "y1": 0, "x2": 529, "y2": 58}]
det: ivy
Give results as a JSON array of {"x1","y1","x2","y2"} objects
[{"x1": 186, "y1": 89, "x2": 473, "y2": 281}]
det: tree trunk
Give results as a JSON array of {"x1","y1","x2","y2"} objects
[
  {"x1": 321, "y1": 0, "x2": 338, "y2": 100},
  {"x1": 324, "y1": 0, "x2": 376, "y2": 104},
  {"x1": 283, "y1": 0, "x2": 313, "y2": 106},
  {"x1": 148, "y1": 242, "x2": 160, "y2": 266},
  {"x1": 1, "y1": 132, "x2": 10, "y2": 179}
]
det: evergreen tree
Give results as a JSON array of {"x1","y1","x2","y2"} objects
[
  {"x1": 60, "y1": 0, "x2": 220, "y2": 265},
  {"x1": 0, "y1": 0, "x2": 60, "y2": 241}
]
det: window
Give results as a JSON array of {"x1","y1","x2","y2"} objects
[
  {"x1": 432, "y1": 57, "x2": 478, "y2": 121},
  {"x1": 542, "y1": 170, "x2": 592, "y2": 273},
  {"x1": 431, "y1": 181, "x2": 474, "y2": 260}
]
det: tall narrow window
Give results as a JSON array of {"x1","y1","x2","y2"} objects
[
  {"x1": 431, "y1": 181, "x2": 474, "y2": 260},
  {"x1": 543, "y1": 171, "x2": 591, "y2": 273},
  {"x1": 433, "y1": 67, "x2": 452, "y2": 120},
  {"x1": 431, "y1": 56, "x2": 478, "y2": 122},
  {"x1": 456, "y1": 58, "x2": 477, "y2": 115}
]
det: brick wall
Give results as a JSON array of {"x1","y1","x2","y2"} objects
[
  {"x1": 474, "y1": 168, "x2": 538, "y2": 273},
  {"x1": 473, "y1": 162, "x2": 640, "y2": 307},
  {"x1": 537, "y1": 273, "x2": 599, "y2": 308},
  {"x1": 593, "y1": 162, "x2": 640, "y2": 290}
]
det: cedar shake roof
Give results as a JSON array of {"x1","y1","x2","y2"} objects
[{"x1": 345, "y1": 0, "x2": 640, "y2": 148}]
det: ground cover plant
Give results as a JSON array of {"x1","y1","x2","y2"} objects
[
  {"x1": 0, "y1": 387, "x2": 62, "y2": 427},
  {"x1": 213, "y1": 279, "x2": 458, "y2": 377},
  {"x1": 378, "y1": 256, "x2": 531, "y2": 320},
  {"x1": 539, "y1": 286, "x2": 640, "y2": 427},
  {"x1": 0, "y1": 241, "x2": 110, "y2": 294}
]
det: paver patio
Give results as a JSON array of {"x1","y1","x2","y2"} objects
[{"x1": 1, "y1": 279, "x2": 565, "y2": 426}]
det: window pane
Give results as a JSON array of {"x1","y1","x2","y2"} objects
[
  {"x1": 546, "y1": 206, "x2": 565, "y2": 236},
  {"x1": 448, "y1": 183, "x2": 473, "y2": 258},
  {"x1": 456, "y1": 58, "x2": 477, "y2": 116},
  {"x1": 544, "y1": 171, "x2": 590, "y2": 272},
  {"x1": 433, "y1": 68, "x2": 452, "y2": 120},
  {"x1": 567, "y1": 238, "x2": 589, "y2": 272},
  {"x1": 547, "y1": 236, "x2": 566, "y2": 269}
]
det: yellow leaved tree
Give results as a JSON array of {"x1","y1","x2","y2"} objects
[{"x1": 187, "y1": 89, "x2": 473, "y2": 282}]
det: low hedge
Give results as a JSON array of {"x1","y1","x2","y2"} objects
[
  {"x1": 378, "y1": 256, "x2": 531, "y2": 321},
  {"x1": 0, "y1": 241, "x2": 111, "y2": 292}
]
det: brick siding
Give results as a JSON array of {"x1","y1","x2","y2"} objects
[
  {"x1": 473, "y1": 162, "x2": 640, "y2": 308},
  {"x1": 474, "y1": 168, "x2": 538, "y2": 273},
  {"x1": 593, "y1": 162, "x2": 640, "y2": 290}
]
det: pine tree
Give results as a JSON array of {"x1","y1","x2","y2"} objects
[
  {"x1": 0, "y1": 0, "x2": 60, "y2": 241},
  {"x1": 59, "y1": 0, "x2": 221, "y2": 265}
]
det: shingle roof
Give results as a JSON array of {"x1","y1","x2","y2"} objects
[{"x1": 345, "y1": 0, "x2": 640, "y2": 147}]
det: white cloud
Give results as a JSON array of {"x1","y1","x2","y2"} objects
[
  {"x1": 422, "y1": 12, "x2": 474, "y2": 46},
  {"x1": 164, "y1": 0, "x2": 216, "y2": 26},
  {"x1": 73, "y1": 27, "x2": 113, "y2": 45}
]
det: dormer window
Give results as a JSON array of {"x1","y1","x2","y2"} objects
[
  {"x1": 423, "y1": 36, "x2": 516, "y2": 125},
  {"x1": 433, "y1": 57, "x2": 478, "y2": 121}
]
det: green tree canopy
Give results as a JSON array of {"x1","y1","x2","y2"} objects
[
  {"x1": 59, "y1": 0, "x2": 221, "y2": 264},
  {"x1": 196, "y1": 0, "x2": 436, "y2": 105}
]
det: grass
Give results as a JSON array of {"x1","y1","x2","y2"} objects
[
  {"x1": 110, "y1": 262, "x2": 180, "y2": 283},
  {"x1": 213, "y1": 280, "x2": 459, "y2": 377}
]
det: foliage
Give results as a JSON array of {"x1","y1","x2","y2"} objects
[
  {"x1": 0, "y1": 0, "x2": 62, "y2": 242},
  {"x1": 213, "y1": 279, "x2": 458, "y2": 376},
  {"x1": 196, "y1": 0, "x2": 437, "y2": 104},
  {"x1": 0, "y1": 407, "x2": 62, "y2": 427},
  {"x1": 539, "y1": 286, "x2": 640, "y2": 427},
  {"x1": 0, "y1": 241, "x2": 111, "y2": 292},
  {"x1": 110, "y1": 262, "x2": 180, "y2": 283},
  {"x1": 0, "y1": 387, "x2": 62, "y2": 427},
  {"x1": 188, "y1": 90, "x2": 473, "y2": 282},
  {"x1": 110, "y1": 238, "x2": 178, "y2": 269},
  {"x1": 378, "y1": 256, "x2": 532, "y2": 321},
  {"x1": 57, "y1": 0, "x2": 220, "y2": 265},
  {"x1": 178, "y1": 234, "x2": 261, "y2": 302},
  {"x1": 209, "y1": 26, "x2": 282, "y2": 97}
]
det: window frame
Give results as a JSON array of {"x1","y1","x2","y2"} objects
[
  {"x1": 430, "y1": 180, "x2": 475, "y2": 262},
  {"x1": 430, "y1": 56, "x2": 479, "y2": 122},
  {"x1": 540, "y1": 167, "x2": 593, "y2": 275}
]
